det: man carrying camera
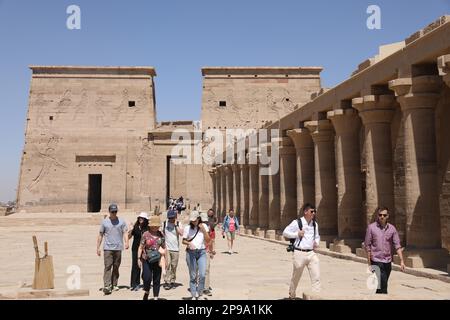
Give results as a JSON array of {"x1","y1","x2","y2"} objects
[{"x1": 282, "y1": 203, "x2": 321, "y2": 299}]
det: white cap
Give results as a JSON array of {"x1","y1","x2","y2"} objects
[
  {"x1": 138, "y1": 212, "x2": 148, "y2": 220},
  {"x1": 189, "y1": 210, "x2": 200, "y2": 221},
  {"x1": 200, "y1": 211, "x2": 208, "y2": 222}
]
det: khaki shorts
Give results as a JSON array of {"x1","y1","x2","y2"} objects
[{"x1": 226, "y1": 231, "x2": 236, "y2": 240}]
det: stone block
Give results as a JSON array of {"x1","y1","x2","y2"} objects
[
  {"x1": 319, "y1": 241, "x2": 328, "y2": 249},
  {"x1": 356, "y1": 248, "x2": 368, "y2": 258},
  {"x1": 265, "y1": 230, "x2": 276, "y2": 240},
  {"x1": 393, "y1": 249, "x2": 449, "y2": 268},
  {"x1": 329, "y1": 244, "x2": 352, "y2": 254},
  {"x1": 255, "y1": 230, "x2": 265, "y2": 238},
  {"x1": 245, "y1": 229, "x2": 254, "y2": 236}
]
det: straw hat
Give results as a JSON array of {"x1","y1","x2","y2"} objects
[{"x1": 149, "y1": 215, "x2": 161, "y2": 227}]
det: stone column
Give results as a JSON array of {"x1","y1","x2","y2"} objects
[
  {"x1": 226, "y1": 164, "x2": 233, "y2": 213},
  {"x1": 266, "y1": 142, "x2": 280, "y2": 239},
  {"x1": 352, "y1": 95, "x2": 396, "y2": 225},
  {"x1": 220, "y1": 165, "x2": 227, "y2": 221},
  {"x1": 209, "y1": 169, "x2": 217, "y2": 214},
  {"x1": 287, "y1": 129, "x2": 315, "y2": 214},
  {"x1": 215, "y1": 165, "x2": 222, "y2": 219},
  {"x1": 305, "y1": 120, "x2": 338, "y2": 243},
  {"x1": 257, "y1": 155, "x2": 269, "y2": 236},
  {"x1": 239, "y1": 164, "x2": 250, "y2": 229},
  {"x1": 389, "y1": 75, "x2": 448, "y2": 268},
  {"x1": 327, "y1": 109, "x2": 364, "y2": 253},
  {"x1": 438, "y1": 55, "x2": 450, "y2": 273},
  {"x1": 279, "y1": 137, "x2": 297, "y2": 229},
  {"x1": 438, "y1": 54, "x2": 450, "y2": 87},
  {"x1": 232, "y1": 164, "x2": 241, "y2": 222},
  {"x1": 248, "y1": 149, "x2": 259, "y2": 229}
]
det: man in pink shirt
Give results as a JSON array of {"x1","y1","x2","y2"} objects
[{"x1": 364, "y1": 206, "x2": 405, "y2": 294}]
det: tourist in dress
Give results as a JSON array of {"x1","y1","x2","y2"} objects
[
  {"x1": 128, "y1": 212, "x2": 149, "y2": 291},
  {"x1": 222, "y1": 209, "x2": 239, "y2": 254}
]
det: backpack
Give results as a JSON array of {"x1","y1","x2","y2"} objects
[{"x1": 284, "y1": 218, "x2": 316, "y2": 244}]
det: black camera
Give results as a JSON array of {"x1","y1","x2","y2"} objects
[{"x1": 286, "y1": 239, "x2": 295, "y2": 252}]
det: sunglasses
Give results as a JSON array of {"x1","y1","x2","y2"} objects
[{"x1": 378, "y1": 214, "x2": 388, "y2": 217}]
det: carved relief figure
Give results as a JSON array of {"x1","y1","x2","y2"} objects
[
  {"x1": 73, "y1": 89, "x2": 88, "y2": 121},
  {"x1": 27, "y1": 137, "x2": 66, "y2": 191},
  {"x1": 55, "y1": 89, "x2": 72, "y2": 121},
  {"x1": 136, "y1": 138, "x2": 152, "y2": 195},
  {"x1": 94, "y1": 95, "x2": 112, "y2": 127},
  {"x1": 33, "y1": 93, "x2": 52, "y2": 128},
  {"x1": 112, "y1": 89, "x2": 129, "y2": 122},
  {"x1": 281, "y1": 89, "x2": 295, "y2": 114}
]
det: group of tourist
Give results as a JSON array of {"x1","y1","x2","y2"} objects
[
  {"x1": 97, "y1": 199, "x2": 403, "y2": 299},
  {"x1": 96, "y1": 202, "x2": 240, "y2": 300}
]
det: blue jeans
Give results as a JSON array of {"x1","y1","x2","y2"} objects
[{"x1": 186, "y1": 249, "x2": 207, "y2": 297}]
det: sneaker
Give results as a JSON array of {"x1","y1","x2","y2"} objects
[
  {"x1": 103, "y1": 287, "x2": 112, "y2": 295},
  {"x1": 203, "y1": 289, "x2": 212, "y2": 296},
  {"x1": 112, "y1": 285, "x2": 120, "y2": 291},
  {"x1": 170, "y1": 282, "x2": 175, "y2": 289},
  {"x1": 143, "y1": 293, "x2": 149, "y2": 300},
  {"x1": 228, "y1": 250, "x2": 232, "y2": 255}
]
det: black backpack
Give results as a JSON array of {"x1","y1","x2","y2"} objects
[{"x1": 288, "y1": 218, "x2": 316, "y2": 245}]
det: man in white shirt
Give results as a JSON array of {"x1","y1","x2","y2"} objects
[
  {"x1": 282, "y1": 203, "x2": 321, "y2": 298},
  {"x1": 162, "y1": 209, "x2": 183, "y2": 289}
]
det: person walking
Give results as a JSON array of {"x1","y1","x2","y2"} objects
[
  {"x1": 201, "y1": 211, "x2": 214, "y2": 296},
  {"x1": 162, "y1": 209, "x2": 183, "y2": 289},
  {"x1": 222, "y1": 209, "x2": 239, "y2": 254},
  {"x1": 97, "y1": 203, "x2": 129, "y2": 295},
  {"x1": 364, "y1": 206, "x2": 405, "y2": 294},
  {"x1": 138, "y1": 215, "x2": 166, "y2": 300},
  {"x1": 128, "y1": 212, "x2": 149, "y2": 291},
  {"x1": 282, "y1": 203, "x2": 320, "y2": 299},
  {"x1": 182, "y1": 210, "x2": 210, "y2": 300}
]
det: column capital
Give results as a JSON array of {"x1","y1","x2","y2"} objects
[
  {"x1": 304, "y1": 119, "x2": 334, "y2": 143},
  {"x1": 287, "y1": 128, "x2": 313, "y2": 150},
  {"x1": 352, "y1": 95, "x2": 396, "y2": 124},
  {"x1": 327, "y1": 108, "x2": 361, "y2": 134},
  {"x1": 389, "y1": 75, "x2": 442, "y2": 111},
  {"x1": 438, "y1": 54, "x2": 450, "y2": 87},
  {"x1": 277, "y1": 137, "x2": 295, "y2": 155}
]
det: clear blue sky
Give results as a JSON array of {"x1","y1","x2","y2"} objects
[{"x1": 0, "y1": 0, "x2": 449, "y2": 202}]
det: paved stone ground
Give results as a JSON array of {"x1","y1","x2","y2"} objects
[{"x1": 0, "y1": 212, "x2": 449, "y2": 300}]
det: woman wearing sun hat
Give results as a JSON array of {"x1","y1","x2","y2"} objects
[{"x1": 138, "y1": 215, "x2": 166, "y2": 300}]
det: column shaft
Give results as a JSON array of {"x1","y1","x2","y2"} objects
[
  {"x1": 279, "y1": 138, "x2": 297, "y2": 228},
  {"x1": 305, "y1": 120, "x2": 338, "y2": 238},
  {"x1": 328, "y1": 109, "x2": 364, "y2": 242}
]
